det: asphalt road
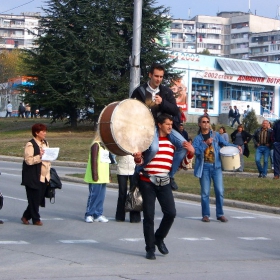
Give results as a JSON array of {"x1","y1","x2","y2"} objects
[{"x1": 0, "y1": 161, "x2": 280, "y2": 280}]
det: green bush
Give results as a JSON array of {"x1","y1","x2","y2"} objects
[{"x1": 242, "y1": 109, "x2": 259, "y2": 133}]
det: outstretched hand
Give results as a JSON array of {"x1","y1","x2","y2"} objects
[{"x1": 183, "y1": 141, "x2": 195, "y2": 156}]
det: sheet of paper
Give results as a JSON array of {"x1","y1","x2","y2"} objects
[{"x1": 41, "y1": 148, "x2": 60, "y2": 161}]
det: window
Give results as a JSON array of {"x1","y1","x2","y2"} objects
[{"x1": 191, "y1": 79, "x2": 214, "y2": 109}]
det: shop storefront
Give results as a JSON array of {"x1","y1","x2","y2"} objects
[{"x1": 170, "y1": 51, "x2": 280, "y2": 121}]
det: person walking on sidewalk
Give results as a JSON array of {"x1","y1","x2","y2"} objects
[
  {"x1": 5, "y1": 101, "x2": 12, "y2": 117},
  {"x1": 231, "y1": 105, "x2": 240, "y2": 127},
  {"x1": 252, "y1": 120, "x2": 273, "y2": 178},
  {"x1": 192, "y1": 115, "x2": 241, "y2": 223}
]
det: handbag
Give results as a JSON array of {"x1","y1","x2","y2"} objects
[
  {"x1": 125, "y1": 186, "x2": 143, "y2": 212},
  {"x1": 0, "y1": 191, "x2": 3, "y2": 210},
  {"x1": 50, "y1": 168, "x2": 62, "y2": 189},
  {"x1": 45, "y1": 168, "x2": 62, "y2": 204}
]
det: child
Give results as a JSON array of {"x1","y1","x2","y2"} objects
[{"x1": 84, "y1": 134, "x2": 110, "y2": 223}]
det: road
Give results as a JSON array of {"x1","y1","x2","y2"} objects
[{"x1": 0, "y1": 161, "x2": 280, "y2": 280}]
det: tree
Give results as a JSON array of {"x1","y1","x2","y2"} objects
[
  {"x1": 0, "y1": 50, "x2": 22, "y2": 110},
  {"x1": 20, "y1": 0, "x2": 179, "y2": 127},
  {"x1": 242, "y1": 109, "x2": 259, "y2": 133},
  {"x1": 199, "y1": 49, "x2": 211, "y2": 55}
]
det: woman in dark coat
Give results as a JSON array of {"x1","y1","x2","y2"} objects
[
  {"x1": 231, "y1": 124, "x2": 252, "y2": 172},
  {"x1": 21, "y1": 123, "x2": 51, "y2": 226}
]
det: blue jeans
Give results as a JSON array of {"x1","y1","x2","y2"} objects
[
  {"x1": 255, "y1": 146, "x2": 270, "y2": 176},
  {"x1": 85, "y1": 183, "x2": 106, "y2": 219},
  {"x1": 136, "y1": 128, "x2": 186, "y2": 178},
  {"x1": 139, "y1": 180, "x2": 176, "y2": 252},
  {"x1": 199, "y1": 163, "x2": 224, "y2": 218}
]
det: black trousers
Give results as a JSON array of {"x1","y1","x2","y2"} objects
[
  {"x1": 274, "y1": 142, "x2": 280, "y2": 176},
  {"x1": 115, "y1": 175, "x2": 141, "y2": 222},
  {"x1": 23, "y1": 182, "x2": 47, "y2": 223},
  {"x1": 139, "y1": 180, "x2": 176, "y2": 252}
]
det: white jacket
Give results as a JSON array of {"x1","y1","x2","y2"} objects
[{"x1": 117, "y1": 155, "x2": 135, "y2": 175}]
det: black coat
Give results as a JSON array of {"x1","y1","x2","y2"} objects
[
  {"x1": 231, "y1": 130, "x2": 252, "y2": 157},
  {"x1": 131, "y1": 83, "x2": 180, "y2": 131}
]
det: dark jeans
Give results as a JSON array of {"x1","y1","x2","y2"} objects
[
  {"x1": 23, "y1": 182, "x2": 47, "y2": 223},
  {"x1": 139, "y1": 180, "x2": 176, "y2": 252},
  {"x1": 231, "y1": 116, "x2": 240, "y2": 127},
  {"x1": 115, "y1": 175, "x2": 141, "y2": 222}
]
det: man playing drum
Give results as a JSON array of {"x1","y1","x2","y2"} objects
[
  {"x1": 131, "y1": 63, "x2": 187, "y2": 190},
  {"x1": 192, "y1": 115, "x2": 242, "y2": 223}
]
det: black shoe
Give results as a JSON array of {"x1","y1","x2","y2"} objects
[
  {"x1": 170, "y1": 178, "x2": 178, "y2": 191},
  {"x1": 258, "y1": 174, "x2": 263, "y2": 178},
  {"x1": 155, "y1": 238, "x2": 169, "y2": 255},
  {"x1": 146, "y1": 251, "x2": 156, "y2": 260}
]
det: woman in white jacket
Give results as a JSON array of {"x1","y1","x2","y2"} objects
[{"x1": 115, "y1": 155, "x2": 141, "y2": 223}]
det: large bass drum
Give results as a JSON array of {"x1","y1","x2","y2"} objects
[{"x1": 98, "y1": 99, "x2": 155, "y2": 156}]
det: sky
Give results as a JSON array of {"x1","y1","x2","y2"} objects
[{"x1": 0, "y1": 0, "x2": 280, "y2": 19}]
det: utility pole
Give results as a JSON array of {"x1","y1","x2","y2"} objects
[{"x1": 129, "y1": 0, "x2": 143, "y2": 97}]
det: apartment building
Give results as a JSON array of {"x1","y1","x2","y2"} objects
[
  {"x1": 0, "y1": 12, "x2": 40, "y2": 51},
  {"x1": 168, "y1": 12, "x2": 280, "y2": 60},
  {"x1": 249, "y1": 30, "x2": 280, "y2": 63}
]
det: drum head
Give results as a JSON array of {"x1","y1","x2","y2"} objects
[
  {"x1": 99, "y1": 99, "x2": 155, "y2": 156},
  {"x1": 220, "y1": 146, "x2": 239, "y2": 156}
]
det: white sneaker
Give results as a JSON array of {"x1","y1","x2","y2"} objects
[
  {"x1": 85, "y1": 216, "x2": 94, "y2": 223},
  {"x1": 94, "y1": 215, "x2": 109, "y2": 223}
]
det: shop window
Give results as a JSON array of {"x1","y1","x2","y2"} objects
[
  {"x1": 260, "y1": 90, "x2": 273, "y2": 115},
  {"x1": 191, "y1": 79, "x2": 214, "y2": 109}
]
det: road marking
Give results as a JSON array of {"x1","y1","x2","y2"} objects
[
  {"x1": 4, "y1": 196, "x2": 27, "y2": 202},
  {"x1": 119, "y1": 238, "x2": 144, "y2": 242},
  {"x1": 238, "y1": 237, "x2": 271, "y2": 240},
  {"x1": 0, "y1": 173, "x2": 20, "y2": 177},
  {"x1": 0, "y1": 241, "x2": 29, "y2": 244},
  {"x1": 231, "y1": 216, "x2": 256, "y2": 219},
  {"x1": 180, "y1": 237, "x2": 215, "y2": 241},
  {"x1": 41, "y1": 218, "x2": 64, "y2": 221},
  {"x1": 59, "y1": 240, "x2": 98, "y2": 244},
  {"x1": 184, "y1": 217, "x2": 206, "y2": 220}
]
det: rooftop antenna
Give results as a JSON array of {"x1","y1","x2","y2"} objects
[
  {"x1": 188, "y1": 8, "x2": 191, "y2": 19},
  {"x1": 248, "y1": 0, "x2": 251, "y2": 14},
  {"x1": 277, "y1": 5, "x2": 280, "y2": 19}
]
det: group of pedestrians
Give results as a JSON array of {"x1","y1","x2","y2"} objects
[
  {"x1": 220, "y1": 118, "x2": 276, "y2": 177},
  {"x1": 5, "y1": 101, "x2": 31, "y2": 118}
]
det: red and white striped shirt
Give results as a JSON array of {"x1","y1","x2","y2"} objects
[{"x1": 140, "y1": 137, "x2": 175, "y2": 182}]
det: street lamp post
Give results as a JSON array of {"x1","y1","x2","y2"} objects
[{"x1": 129, "y1": 0, "x2": 143, "y2": 97}]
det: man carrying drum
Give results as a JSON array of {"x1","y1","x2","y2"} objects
[
  {"x1": 131, "y1": 63, "x2": 186, "y2": 190},
  {"x1": 133, "y1": 114, "x2": 194, "y2": 260},
  {"x1": 192, "y1": 115, "x2": 242, "y2": 223}
]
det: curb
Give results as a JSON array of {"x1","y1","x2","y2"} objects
[
  {"x1": 1, "y1": 155, "x2": 279, "y2": 215},
  {"x1": 60, "y1": 176, "x2": 280, "y2": 215}
]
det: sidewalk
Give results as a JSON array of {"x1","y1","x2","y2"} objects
[{"x1": 1, "y1": 155, "x2": 279, "y2": 215}]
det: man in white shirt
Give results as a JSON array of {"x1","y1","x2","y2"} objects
[{"x1": 5, "y1": 101, "x2": 12, "y2": 117}]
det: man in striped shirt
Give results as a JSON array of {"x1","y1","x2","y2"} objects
[{"x1": 133, "y1": 114, "x2": 194, "y2": 260}]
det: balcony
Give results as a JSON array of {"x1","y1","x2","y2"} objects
[{"x1": 230, "y1": 47, "x2": 249, "y2": 54}]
